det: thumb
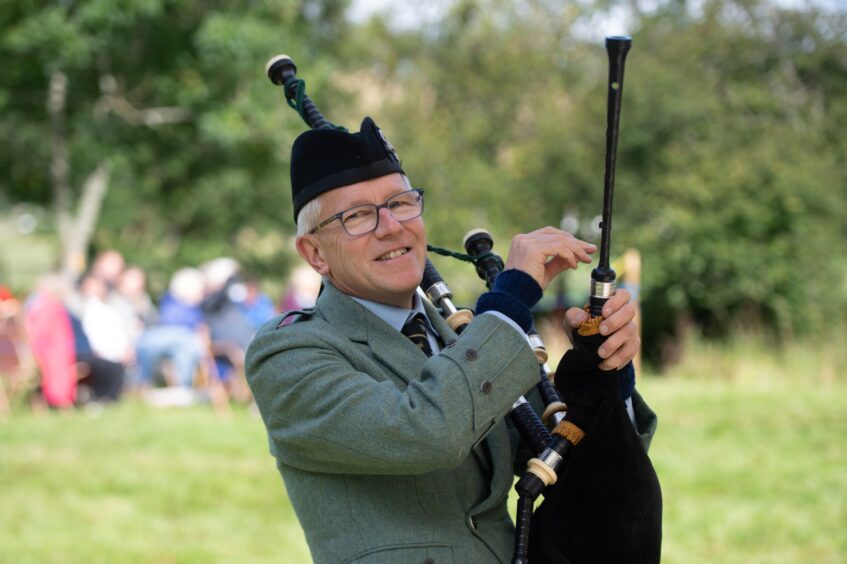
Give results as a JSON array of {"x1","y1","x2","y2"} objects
[{"x1": 565, "y1": 306, "x2": 589, "y2": 330}]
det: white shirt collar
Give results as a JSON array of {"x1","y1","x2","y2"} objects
[{"x1": 350, "y1": 292, "x2": 430, "y2": 333}]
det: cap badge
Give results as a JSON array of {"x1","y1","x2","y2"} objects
[{"x1": 376, "y1": 126, "x2": 400, "y2": 164}]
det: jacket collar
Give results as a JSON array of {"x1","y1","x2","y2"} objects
[{"x1": 315, "y1": 281, "x2": 458, "y2": 385}]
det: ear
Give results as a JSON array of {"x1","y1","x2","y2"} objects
[{"x1": 295, "y1": 235, "x2": 330, "y2": 276}]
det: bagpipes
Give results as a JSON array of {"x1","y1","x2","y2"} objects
[{"x1": 266, "y1": 39, "x2": 661, "y2": 563}]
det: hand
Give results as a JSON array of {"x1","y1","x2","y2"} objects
[
  {"x1": 503, "y1": 227, "x2": 596, "y2": 290},
  {"x1": 564, "y1": 288, "x2": 639, "y2": 371}
]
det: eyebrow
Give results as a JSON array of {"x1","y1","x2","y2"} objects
[{"x1": 336, "y1": 189, "x2": 412, "y2": 210}]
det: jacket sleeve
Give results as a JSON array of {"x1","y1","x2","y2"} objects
[{"x1": 245, "y1": 313, "x2": 538, "y2": 476}]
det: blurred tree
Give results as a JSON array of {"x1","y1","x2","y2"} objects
[
  {"x1": 2, "y1": 0, "x2": 844, "y2": 364},
  {"x1": 619, "y1": 0, "x2": 847, "y2": 361},
  {"x1": 334, "y1": 0, "x2": 611, "y2": 299},
  {"x1": 0, "y1": 0, "x2": 351, "y2": 291},
  {"x1": 338, "y1": 0, "x2": 846, "y2": 363}
]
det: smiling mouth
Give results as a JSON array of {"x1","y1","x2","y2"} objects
[{"x1": 377, "y1": 248, "x2": 410, "y2": 261}]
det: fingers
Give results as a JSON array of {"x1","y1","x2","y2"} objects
[
  {"x1": 598, "y1": 297, "x2": 636, "y2": 338},
  {"x1": 544, "y1": 251, "x2": 588, "y2": 279},
  {"x1": 543, "y1": 228, "x2": 596, "y2": 269},
  {"x1": 564, "y1": 306, "x2": 589, "y2": 348},
  {"x1": 504, "y1": 227, "x2": 597, "y2": 290},
  {"x1": 601, "y1": 288, "x2": 631, "y2": 319},
  {"x1": 565, "y1": 306, "x2": 589, "y2": 330},
  {"x1": 598, "y1": 320, "x2": 640, "y2": 370},
  {"x1": 596, "y1": 289, "x2": 638, "y2": 368}
]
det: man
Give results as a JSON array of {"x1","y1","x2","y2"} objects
[{"x1": 246, "y1": 117, "x2": 654, "y2": 563}]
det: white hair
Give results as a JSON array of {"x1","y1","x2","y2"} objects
[
  {"x1": 201, "y1": 257, "x2": 240, "y2": 291},
  {"x1": 296, "y1": 197, "x2": 322, "y2": 237},
  {"x1": 169, "y1": 267, "x2": 206, "y2": 306}
]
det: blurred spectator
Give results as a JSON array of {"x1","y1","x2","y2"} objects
[
  {"x1": 200, "y1": 258, "x2": 255, "y2": 402},
  {"x1": 239, "y1": 277, "x2": 276, "y2": 331},
  {"x1": 278, "y1": 265, "x2": 321, "y2": 325},
  {"x1": 200, "y1": 258, "x2": 255, "y2": 352},
  {"x1": 23, "y1": 273, "x2": 77, "y2": 408},
  {"x1": 77, "y1": 273, "x2": 130, "y2": 400},
  {"x1": 1, "y1": 283, "x2": 25, "y2": 412},
  {"x1": 135, "y1": 268, "x2": 208, "y2": 388},
  {"x1": 110, "y1": 265, "x2": 158, "y2": 347},
  {"x1": 68, "y1": 310, "x2": 125, "y2": 403},
  {"x1": 90, "y1": 249, "x2": 125, "y2": 291},
  {"x1": 79, "y1": 274, "x2": 133, "y2": 367},
  {"x1": 0, "y1": 284, "x2": 17, "y2": 317}
]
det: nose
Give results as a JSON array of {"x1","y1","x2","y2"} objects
[{"x1": 373, "y1": 205, "x2": 402, "y2": 237}]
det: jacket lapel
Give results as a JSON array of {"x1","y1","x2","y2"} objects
[
  {"x1": 317, "y1": 282, "x2": 511, "y2": 507},
  {"x1": 316, "y1": 281, "x2": 429, "y2": 386}
]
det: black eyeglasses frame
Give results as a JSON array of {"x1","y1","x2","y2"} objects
[{"x1": 308, "y1": 188, "x2": 425, "y2": 237}]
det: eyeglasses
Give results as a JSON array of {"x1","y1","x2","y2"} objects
[{"x1": 309, "y1": 189, "x2": 425, "y2": 237}]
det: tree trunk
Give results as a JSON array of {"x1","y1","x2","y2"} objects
[
  {"x1": 62, "y1": 164, "x2": 111, "y2": 278},
  {"x1": 47, "y1": 71, "x2": 187, "y2": 279},
  {"x1": 48, "y1": 71, "x2": 113, "y2": 279},
  {"x1": 47, "y1": 71, "x2": 72, "y2": 247}
]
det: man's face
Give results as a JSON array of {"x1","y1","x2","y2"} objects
[{"x1": 296, "y1": 173, "x2": 427, "y2": 308}]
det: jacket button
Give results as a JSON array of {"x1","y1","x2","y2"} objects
[
  {"x1": 468, "y1": 515, "x2": 478, "y2": 530},
  {"x1": 481, "y1": 381, "x2": 492, "y2": 394},
  {"x1": 465, "y1": 348, "x2": 478, "y2": 361}
]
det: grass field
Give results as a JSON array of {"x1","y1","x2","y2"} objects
[{"x1": 2, "y1": 340, "x2": 845, "y2": 563}]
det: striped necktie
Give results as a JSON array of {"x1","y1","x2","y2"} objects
[{"x1": 401, "y1": 313, "x2": 433, "y2": 357}]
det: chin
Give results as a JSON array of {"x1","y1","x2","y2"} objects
[{"x1": 382, "y1": 278, "x2": 423, "y2": 305}]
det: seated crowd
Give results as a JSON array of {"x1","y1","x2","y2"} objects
[{"x1": 0, "y1": 251, "x2": 320, "y2": 412}]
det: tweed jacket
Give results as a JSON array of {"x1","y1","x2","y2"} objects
[{"x1": 246, "y1": 281, "x2": 656, "y2": 564}]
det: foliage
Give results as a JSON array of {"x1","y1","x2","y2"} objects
[
  {"x1": 2, "y1": 0, "x2": 846, "y2": 361},
  {"x1": 340, "y1": 0, "x2": 847, "y2": 362},
  {"x1": 622, "y1": 0, "x2": 847, "y2": 357},
  {"x1": 0, "y1": 0, "x2": 351, "y2": 292}
]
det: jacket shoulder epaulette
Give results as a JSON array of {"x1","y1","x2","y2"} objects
[{"x1": 275, "y1": 307, "x2": 316, "y2": 329}]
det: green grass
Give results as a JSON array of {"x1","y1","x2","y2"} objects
[
  {"x1": 0, "y1": 403, "x2": 310, "y2": 563},
  {"x1": 1, "y1": 335, "x2": 845, "y2": 563},
  {"x1": 0, "y1": 213, "x2": 57, "y2": 293},
  {"x1": 639, "y1": 376, "x2": 846, "y2": 564},
  {"x1": 637, "y1": 331, "x2": 847, "y2": 564}
]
